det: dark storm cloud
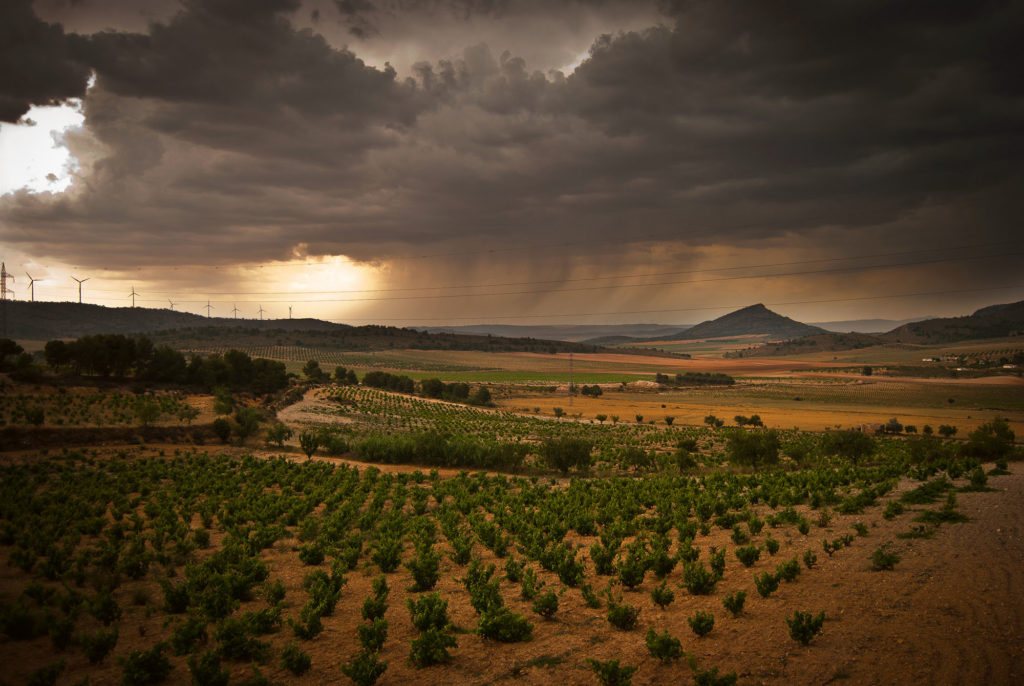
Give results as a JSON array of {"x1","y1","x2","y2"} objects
[
  {"x1": 2, "y1": 0, "x2": 1023, "y2": 304},
  {"x1": 0, "y1": 0, "x2": 91, "y2": 121}
]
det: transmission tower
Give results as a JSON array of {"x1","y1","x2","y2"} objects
[
  {"x1": 129, "y1": 285, "x2": 139, "y2": 307},
  {"x1": 0, "y1": 263, "x2": 13, "y2": 301},
  {"x1": 71, "y1": 275, "x2": 90, "y2": 303},
  {"x1": 26, "y1": 273, "x2": 39, "y2": 301},
  {"x1": 205, "y1": 300, "x2": 213, "y2": 318}
]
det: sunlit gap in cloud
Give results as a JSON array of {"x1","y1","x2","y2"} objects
[{"x1": 0, "y1": 73, "x2": 94, "y2": 196}]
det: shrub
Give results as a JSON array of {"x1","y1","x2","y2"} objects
[
  {"x1": 650, "y1": 580, "x2": 675, "y2": 609},
  {"x1": 281, "y1": 643, "x2": 312, "y2": 676},
  {"x1": 786, "y1": 610, "x2": 826, "y2": 645},
  {"x1": 722, "y1": 590, "x2": 746, "y2": 617},
  {"x1": 734, "y1": 545, "x2": 760, "y2": 568},
  {"x1": 764, "y1": 537, "x2": 780, "y2": 555},
  {"x1": 587, "y1": 658, "x2": 638, "y2": 686},
  {"x1": 802, "y1": 549, "x2": 817, "y2": 570},
  {"x1": 212, "y1": 418, "x2": 232, "y2": 443},
  {"x1": 170, "y1": 616, "x2": 207, "y2": 655},
  {"x1": 26, "y1": 661, "x2": 64, "y2": 686},
  {"x1": 479, "y1": 608, "x2": 534, "y2": 642},
  {"x1": 357, "y1": 618, "x2": 388, "y2": 652},
  {"x1": 775, "y1": 556, "x2": 801, "y2": 582},
  {"x1": 406, "y1": 592, "x2": 451, "y2": 632},
  {"x1": 726, "y1": 429, "x2": 780, "y2": 468},
  {"x1": 870, "y1": 545, "x2": 900, "y2": 571},
  {"x1": 645, "y1": 627, "x2": 683, "y2": 662},
  {"x1": 682, "y1": 561, "x2": 717, "y2": 595},
  {"x1": 78, "y1": 628, "x2": 119, "y2": 663},
  {"x1": 688, "y1": 610, "x2": 715, "y2": 637},
  {"x1": 753, "y1": 571, "x2": 780, "y2": 598},
  {"x1": 341, "y1": 649, "x2": 388, "y2": 685},
  {"x1": 120, "y1": 642, "x2": 173, "y2": 685},
  {"x1": 581, "y1": 583, "x2": 603, "y2": 609},
  {"x1": 408, "y1": 629, "x2": 457, "y2": 667},
  {"x1": 531, "y1": 590, "x2": 559, "y2": 618},
  {"x1": 405, "y1": 543, "x2": 441, "y2": 592},
  {"x1": 606, "y1": 597, "x2": 641, "y2": 631},
  {"x1": 692, "y1": 665, "x2": 738, "y2": 686},
  {"x1": 188, "y1": 651, "x2": 229, "y2": 686}
]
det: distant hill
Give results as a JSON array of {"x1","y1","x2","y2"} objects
[
  {"x1": 879, "y1": 300, "x2": 1024, "y2": 344},
  {"x1": 0, "y1": 301, "x2": 346, "y2": 340},
  {"x1": 661, "y1": 304, "x2": 826, "y2": 341},
  {"x1": 748, "y1": 331, "x2": 883, "y2": 356},
  {"x1": 420, "y1": 323, "x2": 690, "y2": 342},
  {"x1": 811, "y1": 316, "x2": 932, "y2": 333},
  {"x1": 1, "y1": 301, "x2": 609, "y2": 355}
]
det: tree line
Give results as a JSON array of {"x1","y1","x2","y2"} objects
[{"x1": 41, "y1": 334, "x2": 288, "y2": 394}]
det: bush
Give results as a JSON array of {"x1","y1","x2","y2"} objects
[
  {"x1": 753, "y1": 571, "x2": 779, "y2": 598},
  {"x1": 645, "y1": 627, "x2": 683, "y2": 662},
  {"x1": 212, "y1": 418, "x2": 232, "y2": 444},
  {"x1": 722, "y1": 590, "x2": 746, "y2": 617},
  {"x1": 764, "y1": 537, "x2": 780, "y2": 555},
  {"x1": 682, "y1": 561, "x2": 718, "y2": 595},
  {"x1": 650, "y1": 580, "x2": 675, "y2": 609},
  {"x1": 531, "y1": 590, "x2": 559, "y2": 618},
  {"x1": 587, "y1": 658, "x2": 638, "y2": 686},
  {"x1": 688, "y1": 610, "x2": 715, "y2": 637},
  {"x1": 479, "y1": 608, "x2": 534, "y2": 642},
  {"x1": 120, "y1": 642, "x2": 173, "y2": 685},
  {"x1": 408, "y1": 628, "x2": 457, "y2": 667},
  {"x1": 281, "y1": 643, "x2": 312, "y2": 676},
  {"x1": 26, "y1": 661, "x2": 64, "y2": 686},
  {"x1": 734, "y1": 545, "x2": 760, "y2": 568},
  {"x1": 357, "y1": 618, "x2": 388, "y2": 652},
  {"x1": 775, "y1": 556, "x2": 801, "y2": 582},
  {"x1": 405, "y1": 543, "x2": 441, "y2": 592},
  {"x1": 802, "y1": 549, "x2": 817, "y2": 570},
  {"x1": 341, "y1": 649, "x2": 387, "y2": 685},
  {"x1": 78, "y1": 628, "x2": 119, "y2": 663},
  {"x1": 188, "y1": 651, "x2": 229, "y2": 686},
  {"x1": 871, "y1": 545, "x2": 900, "y2": 571},
  {"x1": 406, "y1": 592, "x2": 451, "y2": 632},
  {"x1": 786, "y1": 610, "x2": 826, "y2": 645},
  {"x1": 606, "y1": 597, "x2": 640, "y2": 630}
]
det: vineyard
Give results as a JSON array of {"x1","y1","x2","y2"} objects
[
  {"x1": 0, "y1": 389, "x2": 199, "y2": 428},
  {"x1": 1, "y1": 406, "x2": 1017, "y2": 685}
]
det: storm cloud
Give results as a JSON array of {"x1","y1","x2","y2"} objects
[{"x1": 1, "y1": 0, "x2": 1022, "y2": 322}]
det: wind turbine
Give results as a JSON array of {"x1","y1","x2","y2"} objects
[
  {"x1": 71, "y1": 275, "x2": 90, "y2": 303},
  {"x1": 25, "y1": 273, "x2": 39, "y2": 301},
  {"x1": 232, "y1": 304, "x2": 239, "y2": 319},
  {"x1": 129, "y1": 285, "x2": 139, "y2": 307},
  {"x1": 168, "y1": 299, "x2": 177, "y2": 311},
  {"x1": 257, "y1": 305, "x2": 265, "y2": 321}
]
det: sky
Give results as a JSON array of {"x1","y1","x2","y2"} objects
[{"x1": 1, "y1": 0, "x2": 1022, "y2": 327}]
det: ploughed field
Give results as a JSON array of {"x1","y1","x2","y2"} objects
[{"x1": 1, "y1": 429, "x2": 1021, "y2": 685}]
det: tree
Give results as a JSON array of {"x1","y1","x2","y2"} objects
[
  {"x1": 963, "y1": 417, "x2": 1015, "y2": 460},
  {"x1": 299, "y1": 430, "x2": 320, "y2": 459},
  {"x1": 233, "y1": 407, "x2": 263, "y2": 444},
  {"x1": 212, "y1": 418, "x2": 232, "y2": 444},
  {"x1": 303, "y1": 359, "x2": 327, "y2": 382},
  {"x1": 862, "y1": 366, "x2": 873, "y2": 376},
  {"x1": 938, "y1": 424, "x2": 958, "y2": 438},
  {"x1": 265, "y1": 423, "x2": 293, "y2": 447},
  {"x1": 553, "y1": 407, "x2": 565, "y2": 419},
  {"x1": 884, "y1": 417, "x2": 903, "y2": 434},
  {"x1": 540, "y1": 438, "x2": 592, "y2": 475},
  {"x1": 726, "y1": 430, "x2": 780, "y2": 469},
  {"x1": 135, "y1": 398, "x2": 161, "y2": 427}
]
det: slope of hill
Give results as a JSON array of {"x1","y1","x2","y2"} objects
[
  {"x1": 880, "y1": 300, "x2": 1024, "y2": 344},
  {"x1": 1, "y1": 302, "x2": 612, "y2": 354},
  {"x1": 1, "y1": 301, "x2": 345, "y2": 340},
  {"x1": 811, "y1": 316, "x2": 932, "y2": 333},
  {"x1": 663, "y1": 304, "x2": 826, "y2": 341}
]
